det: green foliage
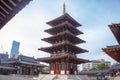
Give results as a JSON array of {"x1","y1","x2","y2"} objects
[
  {"x1": 82, "y1": 62, "x2": 109, "y2": 71},
  {"x1": 97, "y1": 61, "x2": 109, "y2": 70},
  {"x1": 38, "y1": 67, "x2": 44, "y2": 71},
  {"x1": 90, "y1": 68, "x2": 98, "y2": 71},
  {"x1": 45, "y1": 66, "x2": 50, "y2": 71},
  {"x1": 82, "y1": 68, "x2": 88, "y2": 71},
  {"x1": 38, "y1": 66, "x2": 50, "y2": 71}
]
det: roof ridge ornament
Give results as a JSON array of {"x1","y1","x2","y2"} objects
[{"x1": 63, "y1": 2, "x2": 66, "y2": 15}]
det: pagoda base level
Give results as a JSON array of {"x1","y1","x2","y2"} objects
[{"x1": 49, "y1": 63, "x2": 78, "y2": 75}]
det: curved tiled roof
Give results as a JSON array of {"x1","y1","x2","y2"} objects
[
  {"x1": 39, "y1": 41, "x2": 88, "y2": 54},
  {"x1": 45, "y1": 21, "x2": 83, "y2": 35},
  {"x1": 46, "y1": 13, "x2": 81, "y2": 27},
  {"x1": 109, "y1": 23, "x2": 120, "y2": 44},
  {"x1": 37, "y1": 54, "x2": 90, "y2": 64},
  {"x1": 102, "y1": 45, "x2": 120, "y2": 62},
  {"x1": 42, "y1": 30, "x2": 85, "y2": 45}
]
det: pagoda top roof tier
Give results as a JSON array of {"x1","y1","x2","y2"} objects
[
  {"x1": 102, "y1": 45, "x2": 120, "y2": 62},
  {"x1": 38, "y1": 41, "x2": 88, "y2": 54},
  {"x1": 46, "y1": 13, "x2": 81, "y2": 27},
  {"x1": 45, "y1": 21, "x2": 83, "y2": 35},
  {"x1": 37, "y1": 54, "x2": 90, "y2": 64},
  {"x1": 109, "y1": 23, "x2": 120, "y2": 44},
  {"x1": 42, "y1": 30, "x2": 85, "y2": 45}
]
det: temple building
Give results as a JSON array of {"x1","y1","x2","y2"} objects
[
  {"x1": 102, "y1": 23, "x2": 120, "y2": 77},
  {"x1": 0, "y1": 54, "x2": 45, "y2": 75},
  {"x1": 102, "y1": 23, "x2": 120, "y2": 62},
  {"x1": 37, "y1": 3, "x2": 89, "y2": 75},
  {"x1": 0, "y1": 0, "x2": 46, "y2": 76}
]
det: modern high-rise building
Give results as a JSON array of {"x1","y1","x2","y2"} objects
[
  {"x1": 10, "y1": 40, "x2": 20, "y2": 58},
  {"x1": 0, "y1": 53, "x2": 9, "y2": 63}
]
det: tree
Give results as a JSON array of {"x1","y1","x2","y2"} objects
[
  {"x1": 44, "y1": 66, "x2": 50, "y2": 71},
  {"x1": 81, "y1": 68, "x2": 88, "y2": 72},
  {"x1": 90, "y1": 67, "x2": 98, "y2": 71},
  {"x1": 97, "y1": 61, "x2": 109, "y2": 70}
]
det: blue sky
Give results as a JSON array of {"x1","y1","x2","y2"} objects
[{"x1": 0, "y1": 0, "x2": 120, "y2": 64}]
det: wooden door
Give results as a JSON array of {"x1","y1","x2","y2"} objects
[{"x1": 54, "y1": 63, "x2": 60, "y2": 74}]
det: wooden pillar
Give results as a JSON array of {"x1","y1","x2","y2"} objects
[
  {"x1": 69, "y1": 63, "x2": 77, "y2": 75},
  {"x1": 66, "y1": 57, "x2": 70, "y2": 74},
  {"x1": 55, "y1": 62, "x2": 60, "y2": 74},
  {"x1": 75, "y1": 64, "x2": 78, "y2": 75},
  {"x1": 49, "y1": 64, "x2": 51, "y2": 74},
  {"x1": 50, "y1": 63, "x2": 55, "y2": 74},
  {"x1": 69, "y1": 63, "x2": 71, "y2": 74},
  {"x1": 66, "y1": 63, "x2": 69, "y2": 74},
  {"x1": 70, "y1": 63, "x2": 74, "y2": 74},
  {"x1": 17, "y1": 66, "x2": 20, "y2": 74},
  {"x1": 20, "y1": 66, "x2": 22, "y2": 74},
  {"x1": 30, "y1": 66, "x2": 33, "y2": 75},
  {"x1": 60, "y1": 62, "x2": 65, "y2": 74},
  {"x1": 65, "y1": 63, "x2": 67, "y2": 74},
  {"x1": 76, "y1": 64, "x2": 78, "y2": 75}
]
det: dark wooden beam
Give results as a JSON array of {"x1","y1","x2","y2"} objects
[{"x1": 0, "y1": 0, "x2": 32, "y2": 29}]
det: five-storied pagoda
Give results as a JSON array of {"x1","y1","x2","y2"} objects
[{"x1": 37, "y1": 3, "x2": 89, "y2": 74}]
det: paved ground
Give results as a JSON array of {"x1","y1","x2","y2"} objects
[
  {"x1": 0, "y1": 75, "x2": 35, "y2": 80},
  {"x1": 0, "y1": 74, "x2": 91, "y2": 80}
]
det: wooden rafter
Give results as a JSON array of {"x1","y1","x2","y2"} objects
[
  {"x1": 109, "y1": 23, "x2": 120, "y2": 44},
  {"x1": 102, "y1": 47, "x2": 120, "y2": 62},
  {"x1": 0, "y1": 0, "x2": 32, "y2": 29}
]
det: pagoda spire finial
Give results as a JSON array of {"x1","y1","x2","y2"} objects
[{"x1": 63, "y1": 2, "x2": 66, "y2": 15}]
